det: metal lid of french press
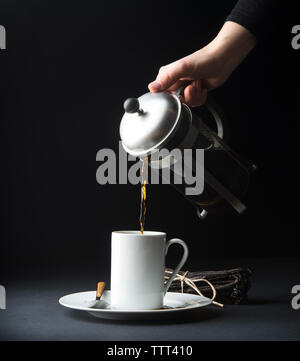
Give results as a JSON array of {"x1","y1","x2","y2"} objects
[{"x1": 120, "y1": 91, "x2": 182, "y2": 157}]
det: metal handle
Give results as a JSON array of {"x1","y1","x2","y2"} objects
[
  {"x1": 175, "y1": 86, "x2": 185, "y2": 97},
  {"x1": 205, "y1": 102, "x2": 224, "y2": 139},
  {"x1": 174, "y1": 85, "x2": 225, "y2": 140}
]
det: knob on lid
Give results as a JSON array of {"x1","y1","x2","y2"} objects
[{"x1": 120, "y1": 91, "x2": 182, "y2": 157}]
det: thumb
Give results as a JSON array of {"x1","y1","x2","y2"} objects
[{"x1": 148, "y1": 60, "x2": 190, "y2": 92}]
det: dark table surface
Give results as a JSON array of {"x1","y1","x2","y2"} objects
[{"x1": 1, "y1": 258, "x2": 300, "y2": 341}]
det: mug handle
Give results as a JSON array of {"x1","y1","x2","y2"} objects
[{"x1": 164, "y1": 238, "x2": 189, "y2": 295}]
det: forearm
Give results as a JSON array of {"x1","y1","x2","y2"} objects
[{"x1": 210, "y1": 21, "x2": 256, "y2": 75}]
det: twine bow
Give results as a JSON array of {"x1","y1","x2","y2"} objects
[{"x1": 165, "y1": 269, "x2": 224, "y2": 308}]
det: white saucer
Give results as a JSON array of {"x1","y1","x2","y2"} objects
[{"x1": 59, "y1": 290, "x2": 212, "y2": 320}]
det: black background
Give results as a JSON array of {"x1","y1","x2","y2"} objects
[{"x1": 0, "y1": 0, "x2": 299, "y2": 283}]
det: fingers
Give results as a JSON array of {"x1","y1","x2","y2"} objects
[
  {"x1": 148, "y1": 59, "x2": 208, "y2": 106},
  {"x1": 148, "y1": 59, "x2": 189, "y2": 92},
  {"x1": 183, "y1": 80, "x2": 208, "y2": 107},
  {"x1": 167, "y1": 79, "x2": 192, "y2": 93}
]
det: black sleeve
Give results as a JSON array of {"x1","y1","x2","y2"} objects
[{"x1": 226, "y1": 0, "x2": 275, "y2": 40}]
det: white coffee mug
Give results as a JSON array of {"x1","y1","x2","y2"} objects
[{"x1": 110, "y1": 231, "x2": 189, "y2": 310}]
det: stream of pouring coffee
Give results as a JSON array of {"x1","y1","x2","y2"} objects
[{"x1": 140, "y1": 157, "x2": 148, "y2": 234}]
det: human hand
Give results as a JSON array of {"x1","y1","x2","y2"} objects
[{"x1": 148, "y1": 21, "x2": 256, "y2": 107}]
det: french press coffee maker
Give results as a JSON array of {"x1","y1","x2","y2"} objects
[{"x1": 119, "y1": 88, "x2": 256, "y2": 219}]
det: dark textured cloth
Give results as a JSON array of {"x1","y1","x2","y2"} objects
[
  {"x1": 165, "y1": 267, "x2": 252, "y2": 304},
  {"x1": 226, "y1": 0, "x2": 276, "y2": 40}
]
